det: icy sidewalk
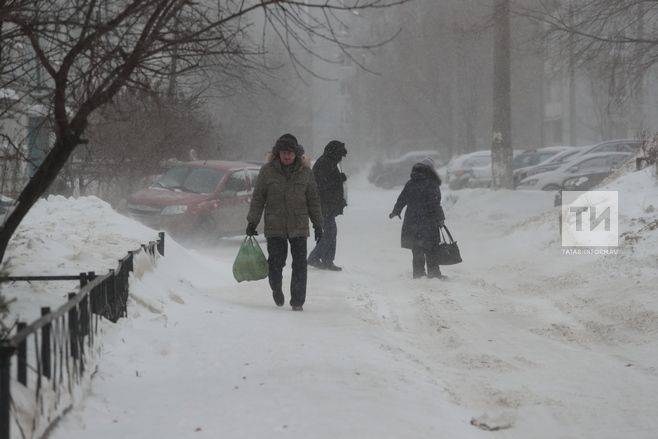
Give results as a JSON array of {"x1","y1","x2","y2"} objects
[{"x1": 48, "y1": 180, "x2": 658, "y2": 439}]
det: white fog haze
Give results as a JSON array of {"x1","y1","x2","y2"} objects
[{"x1": 1, "y1": 1, "x2": 657, "y2": 438}]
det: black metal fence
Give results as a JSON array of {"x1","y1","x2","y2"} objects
[{"x1": 0, "y1": 231, "x2": 165, "y2": 439}]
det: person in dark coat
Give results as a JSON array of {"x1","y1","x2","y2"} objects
[
  {"x1": 307, "y1": 140, "x2": 348, "y2": 271},
  {"x1": 389, "y1": 157, "x2": 446, "y2": 279},
  {"x1": 246, "y1": 133, "x2": 323, "y2": 311}
]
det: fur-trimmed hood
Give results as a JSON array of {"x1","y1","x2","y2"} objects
[{"x1": 266, "y1": 152, "x2": 312, "y2": 169}]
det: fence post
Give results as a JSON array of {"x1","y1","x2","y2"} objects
[
  {"x1": 158, "y1": 232, "x2": 165, "y2": 256},
  {"x1": 68, "y1": 293, "x2": 79, "y2": 362},
  {"x1": 107, "y1": 269, "x2": 117, "y2": 321},
  {"x1": 79, "y1": 274, "x2": 90, "y2": 337},
  {"x1": 16, "y1": 322, "x2": 26, "y2": 386},
  {"x1": 41, "y1": 307, "x2": 51, "y2": 380},
  {"x1": 127, "y1": 250, "x2": 134, "y2": 274},
  {"x1": 0, "y1": 343, "x2": 15, "y2": 439}
]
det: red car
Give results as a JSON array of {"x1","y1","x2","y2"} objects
[{"x1": 126, "y1": 160, "x2": 262, "y2": 240}]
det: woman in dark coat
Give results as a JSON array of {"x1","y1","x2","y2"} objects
[{"x1": 389, "y1": 157, "x2": 446, "y2": 279}]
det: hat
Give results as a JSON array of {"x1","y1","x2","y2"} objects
[
  {"x1": 273, "y1": 133, "x2": 303, "y2": 156},
  {"x1": 279, "y1": 133, "x2": 298, "y2": 145},
  {"x1": 420, "y1": 156, "x2": 435, "y2": 168}
]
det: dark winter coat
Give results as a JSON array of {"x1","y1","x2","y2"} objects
[
  {"x1": 391, "y1": 163, "x2": 445, "y2": 250},
  {"x1": 247, "y1": 154, "x2": 323, "y2": 239},
  {"x1": 313, "y1": 141, "x2": 348, "y2": 217}
]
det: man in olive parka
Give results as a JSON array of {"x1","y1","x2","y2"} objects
[{"x1": 246, "y1": 134, "x2": 323, "y2": 310}]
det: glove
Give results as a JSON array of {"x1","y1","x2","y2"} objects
[
  {"x1": 246, "y1": 223, "x2": 258, "y2": 236},
  {"x1": 340, "y1": 172, "x2": 347, "y2": 182},
  {"x1": 389, "y1": 212, "x2": 400, "y2": 219},
  {"x1": 438, "y1": 220, "x2": 445, "y2": 227},
  {"x1": 314, "y1": 226, "x2": 323, "y2": 243}
]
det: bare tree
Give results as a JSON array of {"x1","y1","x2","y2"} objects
[
  {"x1": 518, "y1": 0, "x2": 657, "y2": 66},
  {"x1": 515, "y1": 0, "x2": 657, "y2": 138},
  {"x1": 0, "y1": 0, "x2": 408, "y2": 265},
  {"x1": 77, "y1": 90, "x2": 219, "y2": 204}
]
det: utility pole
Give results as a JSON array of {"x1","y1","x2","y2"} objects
[
  {"x1": 633, "y1": 2, "x2": 646, "y2": 135},
  {"x1": 568, "y1": 0, "x2": 577, "y2": 145},
  {"x1": 492, "y1": 0, "x2": 513, "y2": 189}
]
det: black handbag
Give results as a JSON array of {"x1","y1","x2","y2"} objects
[{"x1": 437, "y1": 225, "x2": 462, "y2": 265}]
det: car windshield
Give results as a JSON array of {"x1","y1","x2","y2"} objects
[
  {"x1": 552, "y1": 149, "x2": 581, "y2": 164},
  {"x1": 465, "y1": 156, "x2": 490, "y2": 167},
  {"x1": 154, "y1": 166, "x2": 225, "y2": 194},
  {"x1": 512, "y1": 152, "x2": 538, "y2": 168}
]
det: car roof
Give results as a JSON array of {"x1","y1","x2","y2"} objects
[
  {"x1": 451, "y1": 150, "x2": 489, "y2": 160},
  {"x1": 521, "y1": 152, "x2": 632, "y2": 181},
  {"x1": 545, "y1": 147, "x2": 584, "y2": 161},
  {"x1": 557, "y1": 151, "x2": 632, "y2": 168},
  {"x1": 446, "y1": 150, "x2": 489, "y2": 167},
  {"x1": 383, "y1": 150, "x2": 441, "y2": 163},
  {"x1": 579, "y1": 139, "x2": 641, "y2": 153},
  {"x1": 593, "y1": 138, "x2": 641, "y2": 145},
  {"x1": 181, "y1": 160, "x2": 259, "y2": 171},
  {"x1": 398, "y1": 150, "x2": 440, "y2": 158},
  {"x1": 538, "y1": 145, "x2": 576, "y2": 152}
]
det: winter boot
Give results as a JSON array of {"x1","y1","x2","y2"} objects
[
  {"x1": 272, "y1": 290, "x2": 285, "y2": 307},
  {"x1": 324, "y1": 262, "x2": 342, "y2": 271},
  {"x1": 292, "y1": 305, "x2": 304, "y2": 311},
  {"x1": 428, "y1": 268, "x2": 445, "y2": 280}
]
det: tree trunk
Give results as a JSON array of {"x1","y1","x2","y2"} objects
[
  {"x1": 492, "y1": 0, "x2": 513, "y2": 189},
  {"x1": 0, "y1": 135, "x2": 79, "y2": 264}
]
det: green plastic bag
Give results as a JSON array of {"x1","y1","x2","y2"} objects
[{"x1": 232, "y1": 236, "x2": 269, "y2": 282}]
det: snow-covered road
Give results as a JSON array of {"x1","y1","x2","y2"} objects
[{"x1": 36, "y1": 172, "x2": 658, "y2": 439}]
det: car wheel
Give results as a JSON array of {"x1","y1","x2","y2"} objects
[
  {"x1": 542, "y1": 184, "x2": 561, "y2": 191},
  {"x1": 188, "y1": 216, "x2": 218, "y2": 246},
  {"x1": 449, "y1": 180, "x2": 463, "y2": 190}
]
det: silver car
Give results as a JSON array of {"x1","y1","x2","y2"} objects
[
  {"x1": 445, "y1": 150, "x2": 490, "y2": 189},
  {"x1": 369, "y1": 150, "x2": 443, "y2": 189},
  {"x1": 445, "y1": 149, "x2": 525, "y2": 189},
  {"x1": 516, "y1": 152, "x2": 633, "y2": 191},
  {"x1": 513, "y1": 146, "x2": 580, "y2": 186}
]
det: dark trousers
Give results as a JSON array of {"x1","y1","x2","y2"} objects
[
  {"x1": 267, "y1": 237, "x2": 307, "y2": 306},
  {"x1": 411, "y1": 246, "x2": 441, "y2": 278},
  {"x1": 308, "y1": 214, "x2": 337, "y2": 263}
]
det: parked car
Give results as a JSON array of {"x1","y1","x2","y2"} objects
[
  {"x1": 512, "y1": 146, "x2": 572, "y2": 169},
  {"x1": 579, "y1": 139, "x2": 642, "y2": 155},
  {"x1": 516, "y1": 152, "x2": 633, "y2": 191},
  {"x1": 514, "y1": 140, "x2": 641, "y2": 189},
  {"x1": 513, "y1": 146, "x2": 580, "y2": 186},
  {"x1": 369, "y1": 150, "x2": 443, "y2": 189},
  {"x1": 126, "y1": 160, "x2": 261, "y2": 240},
  {"x1": 445, "y1": 149, "x2": 525, "y2": 190},
  {"x1": 445, "y1": 150, "x2": 491, "y2": 189}
]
